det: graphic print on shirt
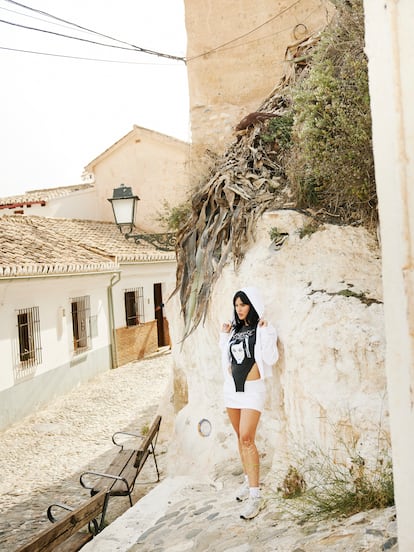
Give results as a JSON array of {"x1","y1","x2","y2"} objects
[
  {"x1": 230, "y1": 341, "x2": 245, "y2": 363},
  {"x1": 229, "y1": 327, "x2": 256, "y2": 392},
  {"x1": 230, "y1": 327, "x2": 255, "y2": 363}
]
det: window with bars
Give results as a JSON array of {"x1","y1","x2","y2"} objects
[
  {"x1": 16, "y1": 306, "x2": 42, "y2": 367},
  {"x1": 71, "y1": 295, "x2": 91, "y2": 353},
  {"x1": 124, "y1": 287, "x2": 145, "y2": 327}
]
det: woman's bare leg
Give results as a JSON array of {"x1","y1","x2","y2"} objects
[
  {"x1": 239, "y1": 409, "x2": 261, "y2": 488},
  {"x1": 226, "y1": 407, "x2": 246, "y2": 474}
]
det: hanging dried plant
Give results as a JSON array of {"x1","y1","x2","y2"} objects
[{"x1": 173, "y1": 34, "x2": 321, "y2": 339}]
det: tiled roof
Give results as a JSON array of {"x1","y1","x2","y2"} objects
[
  {"x1": 0, "y1": 216, "x2": 175, "y2": 278},
  {"x1": 40, "y1": 217, "x2": 176, "y2": 262},
  {"x1": 0, "y1": 183, "x2": 94, "y2": 207}
]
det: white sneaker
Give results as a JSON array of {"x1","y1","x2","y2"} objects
[
  {"x1": 236, "y1": 480, "x2": 250, "y2": 502},
  {"x1": 240, "y1": 496, "x2": 265, "y2": 520}
]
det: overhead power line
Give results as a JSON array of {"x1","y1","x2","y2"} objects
[
  {"x1": 1, "y1": 0, "x2": 312, "y2": 66},
  {"x1": 0, "y1": 4, "x2": 92, "y2": 34},
  {"x1": 0, "y1": 18, "x2": 170, "y2": 54},
  {"x1": 2, "y1": 0, "x2": 186, "y2": 61},
  {"x1": 0, "y1": 45, "x2": 180, "y2": 65}
]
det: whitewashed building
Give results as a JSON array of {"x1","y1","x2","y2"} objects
[
  {"x1": 0, "y1": 215, "x2": 176, "y2": 430},
  {"x1": 0, "y1": 183, "x2": 97, "y2": 219},
  {"x1": 0, "y1": 124, "x2": 189, "y2": 430},
  {"x1": 0, "y1": 125, "x2": 191, "y2": 233}
]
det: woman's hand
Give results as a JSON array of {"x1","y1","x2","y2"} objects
[
  {"x1": 258, "y1": 319, "x2": 268, "y2": 327},
  {"x1": 221, "y1": 321, "x2": 232, "y2": 333}
]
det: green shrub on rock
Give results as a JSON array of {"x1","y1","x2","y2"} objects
[{"x1": 286, "y1": 0, "x2": 376, "y2": 227}]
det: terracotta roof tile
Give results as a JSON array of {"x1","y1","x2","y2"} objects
[
  {"x1": 0, "y1": 216, "x2": 175, "y2": 278},
  {"x1": 0, "y1": 184, "x2": 94, "y2": 207}
]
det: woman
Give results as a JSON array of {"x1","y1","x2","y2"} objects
[{"x1": 220, "y1": 287, "x2": 278, "y2": 519}]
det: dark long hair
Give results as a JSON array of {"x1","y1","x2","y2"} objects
[{"x1": 232, "y1": 290, "x2": 259, "y2": 332}]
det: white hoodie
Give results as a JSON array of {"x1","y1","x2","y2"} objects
[{"x1": 219, "y1": 286, "x2": 279, "y2": 380}]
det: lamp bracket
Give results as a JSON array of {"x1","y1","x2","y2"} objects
[{"x1": 125, "y1": 232, "x2": 176, "y2": 252}]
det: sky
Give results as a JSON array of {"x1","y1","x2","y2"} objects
[{"x1": 0, "y1": 0, "x2": 190, "y2": 197}]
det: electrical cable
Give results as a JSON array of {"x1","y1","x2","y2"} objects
[
  {"x1": 0, "y1": 18, "x2": 185, "y2": 60},
  {"x1": 2, "y1": 0, "x2": 185, "y2": 61},
  {"x1": 0, "y1": 0, "x2": 318, "y2": 67},
  {"x1": 0, "y1": 5, "x2": 95, "y2": 34},
  {"x1": 0, "y1": 21, "x2": 320, "y2": 69},
  {"x1": 0, "y1": 45, "x2": 181, "y2": 65}
]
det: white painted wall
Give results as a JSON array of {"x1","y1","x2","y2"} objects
[
  {"x1": 112, "y1": 261, "x2": 176, "y2": 329},
  {"x1": 364, "y1": 1, "x2": 414, "y2": 550},
  {"x1": 0, "y1": 260, "x2": 176, "y2": 430},
  {"x1": 0, "y1": 272, "x2": 114, "y2": 429},
  {"x1": 0, "y1": 188, "x2": 98, "y2": 220}
]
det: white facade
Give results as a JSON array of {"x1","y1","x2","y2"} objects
[
  {"x1": 0, "y1": 272, "x2": 115, "y2": 430},
  {"x1": 0, "y1": 211, "x2": 179, "y2": 430},
  {"x1": 25, "y1": 188, "x2": 98, "y2": 220},
  {"x1": 0, "y1": 124, "x2": 184, "y2": 430},
  {"x1": 0, "y1": 255, "x2": 177, "y2": 431},
  {"x1": 0, "y1": 185, "x2": 98, "y2": 220},
  {"x1": 113, "y1": 262, "x2": 175, "y2": 328}
]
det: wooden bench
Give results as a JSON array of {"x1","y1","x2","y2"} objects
[
  {"x1": 79, "y1": 415, "x2": 161, "y2": 522},
  {"x1": 16, "y1": 490, "x2": 108, "y2": 552}
]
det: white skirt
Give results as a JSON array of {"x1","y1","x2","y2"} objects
[{"x1": 223, "y1": 377, "x2": 266, "y2": 413}]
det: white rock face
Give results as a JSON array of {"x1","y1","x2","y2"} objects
[{"x1": 164, "y1": 210, "x2": 387, "y2": 488}]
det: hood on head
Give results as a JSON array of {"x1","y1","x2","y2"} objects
[{"x1": 240, "y1": 286, "x2": 264, "y2": 318}]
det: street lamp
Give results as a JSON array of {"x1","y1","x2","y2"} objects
[{"x1": 108, "y1": 184, "x2": 176, "y2": 251}]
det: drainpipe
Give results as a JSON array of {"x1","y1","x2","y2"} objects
[{"x1": 108, "y1": 272, "x2": 121, "y2": 369}]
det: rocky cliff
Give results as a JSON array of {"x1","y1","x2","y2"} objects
[{"x1": 163, "y1": 210, "x2": 387, "y2": 491}]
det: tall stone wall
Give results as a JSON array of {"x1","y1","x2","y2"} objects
[{"x1": 184, "y1": 0, "x2": 334, "y2": 157}]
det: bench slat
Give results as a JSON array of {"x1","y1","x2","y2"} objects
[
  {"x1": 17, "y1": 416, "x2": 162, "y2": 552},
  {"x1": 90, "y1": 450, "x2": 136, "y2": 495},
  {"x1": 80, "y1": 415, "x2": 162, "y2": 527},
  {"x1": 106, "y1": 450, "x2": 135, "y2": 473},
  {"x1": 111, "y1": 449, "x2": 150, "y2": 495},
  {"x1": 134, "y1": 415, "x2": 161, "y2": 469},
  {"x1": 89, "y1": 416, "x2": 161, "y2": 496},
  {"x1": 16, "y1": 491, "x2": 107, "y2": 552},
  {"x1": 51, "y1": 531, "x2": 92, "y2": 552}
]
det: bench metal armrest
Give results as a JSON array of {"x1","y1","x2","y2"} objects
[
  {"x1": 112, "y1": 431, "x2": 144, "y2": 450},
  {"x1": 47, "y1": 502, "x2": 74, "y2": 523},
  {"x1": 80, "y1": 470, "x2": 131, "y2": 493},
  {"x1": 47, "y1": 500, "x2": 101, "y2": 536}
]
